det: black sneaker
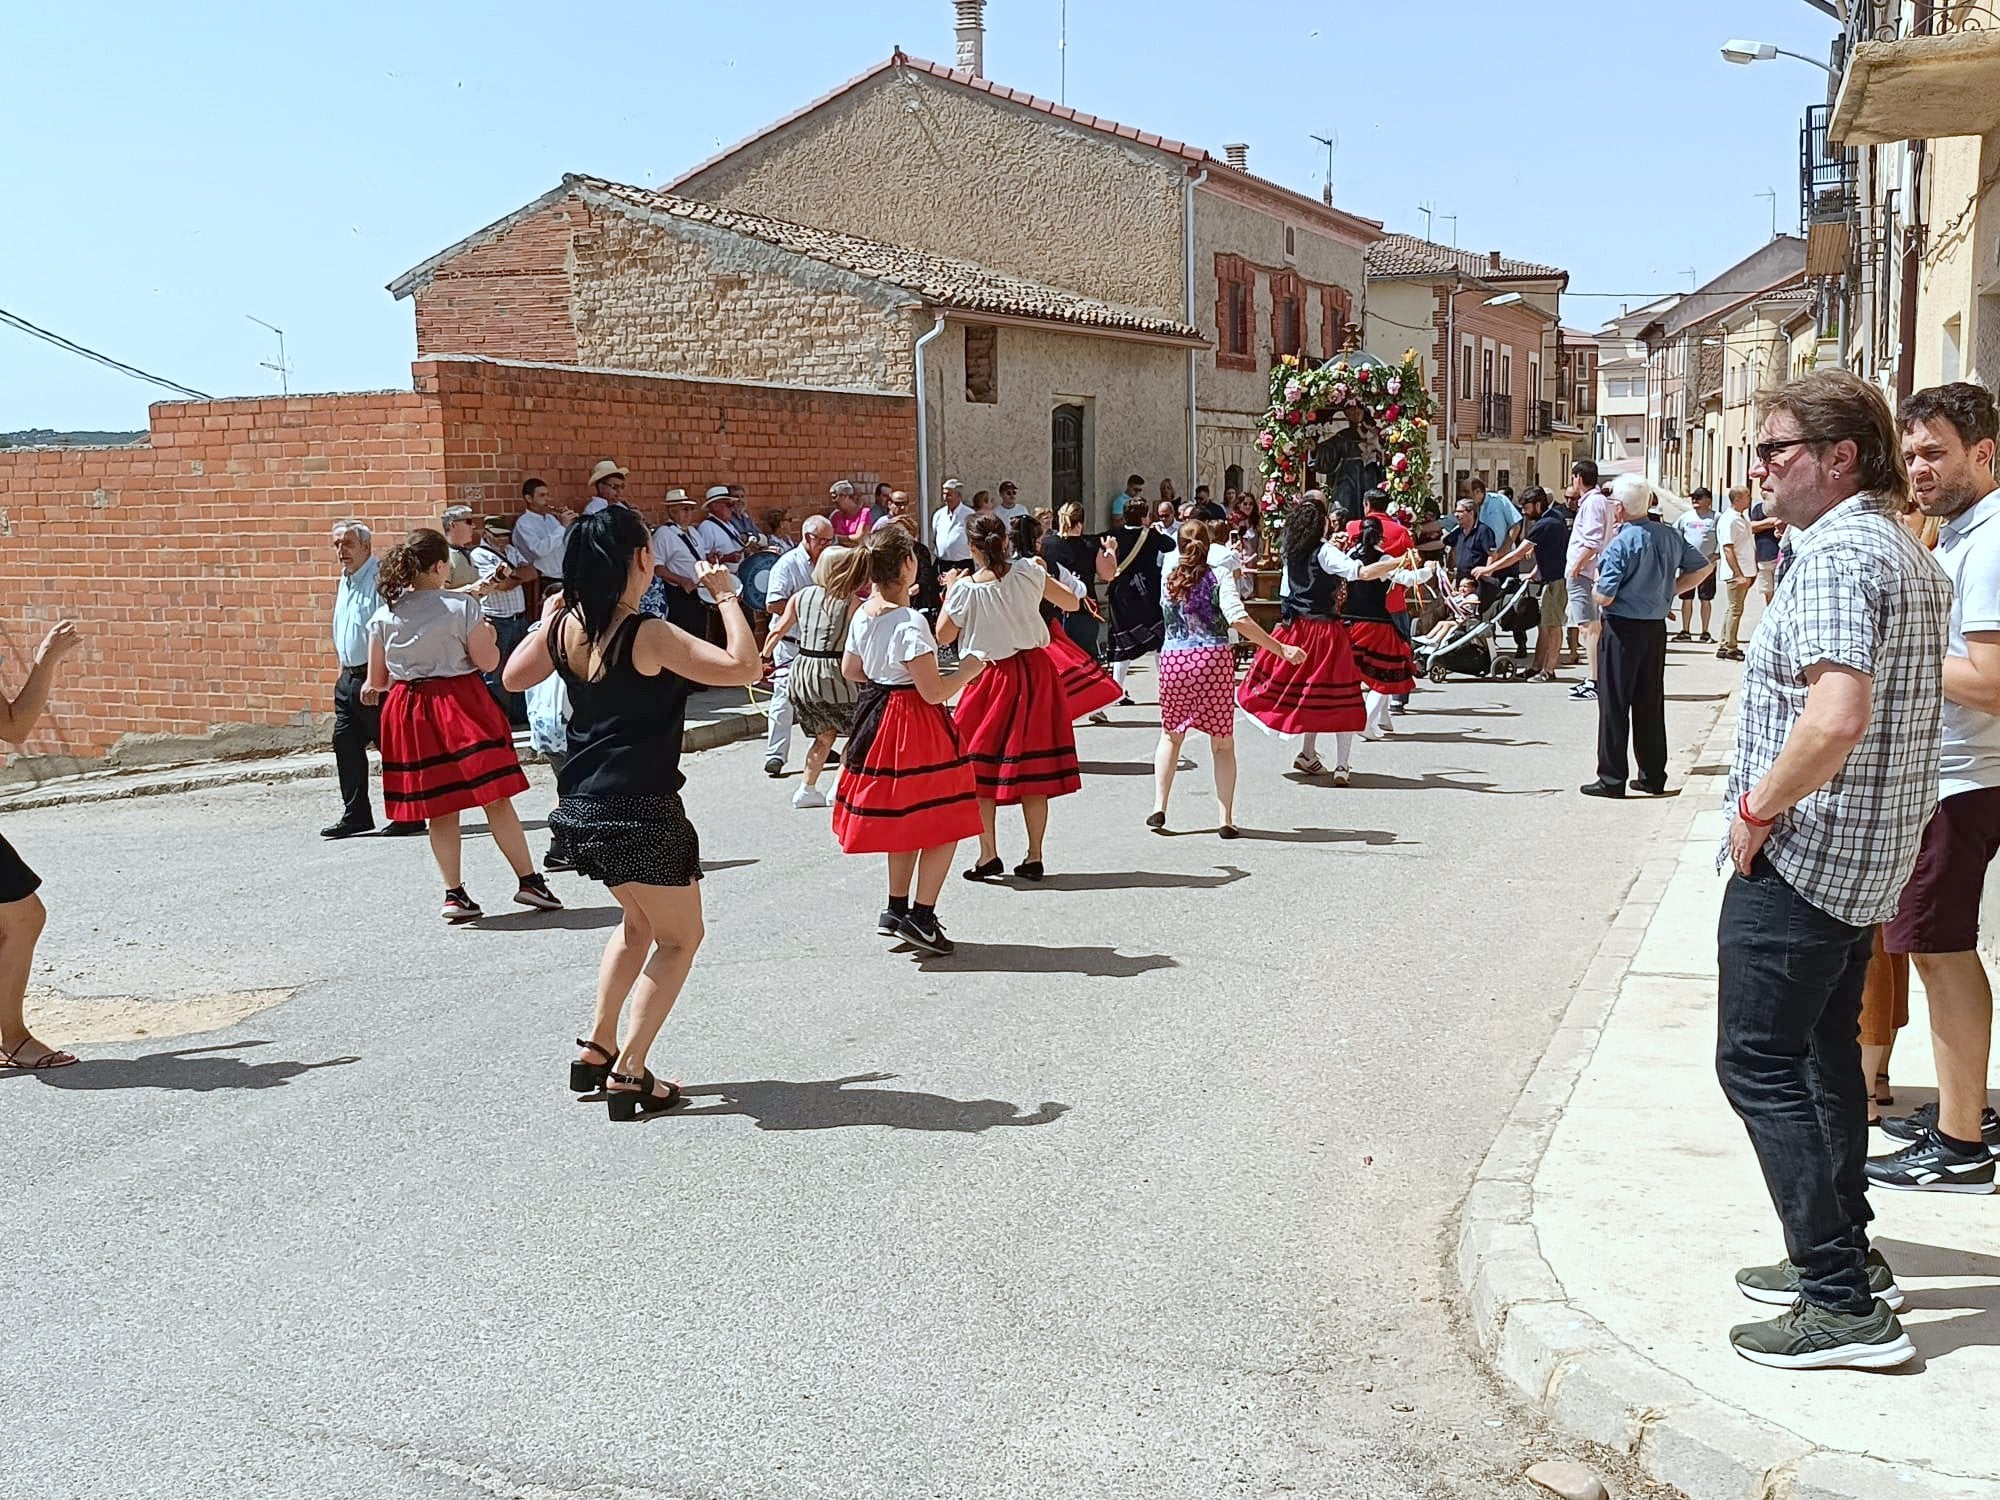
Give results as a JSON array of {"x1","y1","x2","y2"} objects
[
  {"x1": 877, "y1": 908, "x2": 903, "y2": 937},
  {"x1": 1866, "y1": 1129, "x2": 1997, "y2": 1193},
  {"x1": 1880, "y1": 1101, "x2": 2000, "y2": 1156},
  {"x1": 442, "y1": 888, "x2": 483, "y2": 922},
  {"x1": 514, "y1": 874, "x2": 564, "y2": 912},
  {"x1": 1735, "y1": 1249, "x2": 1904, "y2": 1311},
  {"x1": 763, "y1": 756, "x2": 785, "y2": 778},
  {"x1": 1729, "y1": 1298, "x2": 1914, "y2": 1370},
  {"x1": 544, "y1": 846, "x2": 576, "y2": 874},
  {"x1": 1568, "y1": 681, "x2": 1597, "y2": 701},
  {"x1": 894, "y1": 911, "x2": 954, "y2": 956},
  {"x1": 320, "y1": 820, "x2": 373, "y2": 840}
]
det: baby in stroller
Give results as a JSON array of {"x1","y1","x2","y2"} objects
[{"x1": 1416, "y1": 579, "x2": 1482, "y2": 647}]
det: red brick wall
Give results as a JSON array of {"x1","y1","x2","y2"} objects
[
  {"x1": 0, "y1": 359, "x2": 913, "y2": 778},
  {"x1": 412, "y1": 201, "x2": 582, "y2": 364}
]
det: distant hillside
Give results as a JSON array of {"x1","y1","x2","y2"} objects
[{"x1": 1, "y1": 428, "x2": 147, "y2": 449}]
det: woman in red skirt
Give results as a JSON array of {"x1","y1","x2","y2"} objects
[
  {"x1": 1338, "y1": 514, "x2": 1427, "y2": 751},
  {"x1": 364, "y1": 528, "x2": 561, "y2": 922},
  {"x1": 1013, "y1": 515, "x2": 1120, "y2": 726},
  {"x1": 936, "y1": 514, "x2": 1085, "y2": 883},
  {"x1": 1238, "y1": 492, "x2": 1414, "y2": 784},
  {"x1": 834, "y1": 526, "x2": 987, "y2": 956}
]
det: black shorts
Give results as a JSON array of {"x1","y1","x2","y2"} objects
[
  {"x1": 1678, "y1": 572, "x2": 1717, "y2": 602},
  {"x1": 1884, "y1": 786, "x2": 2000, "y2": 954},
  {"x1": 0, "y1": 832, "x2": 42, "y2": 905}
]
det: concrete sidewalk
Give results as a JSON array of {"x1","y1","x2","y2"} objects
[
  {"x1": 1461, "y1": 700, "x2": 2000, "y2": 1500},
  {"x1": 0, "y1": 686, "x2": 769, "y2": 812}
]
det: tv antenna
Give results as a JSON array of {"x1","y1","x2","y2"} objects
[
  {"x1": 1059, "y1": 0, "x2": 1068, "y2": 104},
  {"x1": 1309, "y1": 130, "x2": 1338, "y2": 206},
  {"x1": 246, "y1": 314, "x2": 290, "y2": 395},
  {"x1": 1755, "y1": 187, "x2": 1778, "y2": 240}
]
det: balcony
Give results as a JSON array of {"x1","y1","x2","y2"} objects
[
  {"x1": 1476, "y1": 392, "x2": 1513, "y2": 439},
  {"x1": 1527, "y1": 400, "x2": 1555, "y2": 437},
  {"x1": 1830, "y1": 2, "x2": 2000, "y2": 145}
]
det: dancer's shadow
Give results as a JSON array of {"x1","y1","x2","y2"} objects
[
  {"x1": 1233, "y1": 827, "x2": 1405, "y2": 845},
  {"x1": 910, "y1": 943, "x2": 1176, "y2": 977},
  {"x1": 470, "y1": 906, "x2": 625, "y2": 931},
  {"x1": 1401, "y1": 704, "x2": 1520, "y2": 719},
  {"x1": 1665, "y1": 692, "x2": 1730, "y2": 703},
  {"x1": 464, "y1": 818, "x2": 550, "y2": 837},
  {"x1": 1343, "y1": 769, "x2": 1551, "y2": 796},
  {"x1": 4, "y1": 1040, "x2": 359, "y2": 1094},
  {"x1": 1383, "y1": 730, "x2": 1547, "y2": 748},
  {"x1": 703, "y1": 858, "x2": 759, "y2": 873},
  {"x1": 678, "y1": 1072, "x2": 1069, "y2": 1132},
  {"x1": 1079, "y1": 759, "x2": 1193, "y2": 776},
  {"x1": 1029, "y1": 866, "x2": 1249, "y2": 892}
]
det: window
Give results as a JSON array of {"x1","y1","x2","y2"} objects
[
  {"x1": 964, "y1": 326, "x2": 998, "y2": 404},
  {"x1": 1606, "y1": 377, "x2": 1625, "y2": 398},
  {"x1": 1631, "y1": 371, "x2": 1646, "y2": 395},
  {"x1": 1319, "y1": 285, "x2": 1352, "y2": 359},
  {"x1": 1459, "y1": 337, "x2": 1475, "y2": 401},
  {"x1": 1270, "y1": 269, "x2": 1304, "y2": 358},
  {"x1": 1497, "y1": 468, "x2": 1512, "y2": 494},
  {"x1": 1224, "y1": 463, "x2": 1244, "y2": 493},
  {"x1": 1284, "y1": 225, "x2": 1296, "y2": 258},
  {"x1": 1528, "y1": 354, "x2": 1541, "y2": 403},
  {"x1": 1500, "y1": 350, "x2": 1513, "y2": 396},
  {"x1": 1215, "y1": 254, "x2": 1257, "y2": 371},
  {"x1": 1481, "y1": 345, "x2": 1494, "y2": 396}
]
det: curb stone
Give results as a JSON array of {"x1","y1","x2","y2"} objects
[{"x1": 1453, "y1": 693, "x2": 1984, "y2": 1500}]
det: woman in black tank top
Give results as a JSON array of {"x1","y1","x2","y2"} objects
[{"x1": 503, "y1": 508, "x2": 762, "y2": 1121}]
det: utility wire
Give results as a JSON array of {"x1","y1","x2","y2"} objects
[{"x1": 0, "y1": 305, "x2": 212, "y2": 401}]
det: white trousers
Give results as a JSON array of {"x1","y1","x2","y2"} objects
[{"x1": 764, "y1": 658, "x2": 794, "y2": 763}]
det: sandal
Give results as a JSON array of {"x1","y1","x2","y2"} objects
[
  {"x1": 1, "y1": 1037, "x2": 78, "y2": 1071},
  {"x1": 1874, "y1": 1072, "x2": 1894, "y2": 1107},
  {"x1": 605, "y1": 1069, "x2": 685, "y2": 1122},
  {"x1": 569, "y1": 1037, "x2": 617, "y2": 1095}
]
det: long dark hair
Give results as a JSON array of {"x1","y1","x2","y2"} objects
[
  {"x1": 1357, "y1": 515, "x2": 1386, "y2": 564},
  {"x1": 1008, "y1": 512, "x2": 1041, "y2": 563},
  {"x1": 562, "y1": 505, "x2": 651, "y2": 643},
  {"x1": 1280, "y1": 492, "x2": 1328, "y2": 566},
  {"x1": 967, "y1": 513, "x2": 1011, "y2": 578},
  {"x1": 378, "y1": 528, "x2": 449, "y2": 605},
  {"x1": 1165, "y1": 519, "x2": 1211, "y2": 604}
]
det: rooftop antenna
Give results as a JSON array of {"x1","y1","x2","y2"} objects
[
  {"x1": 1059, "y1": 0, "x2": 1067, "y2": 105},
  {"x1": 1418, "y1": 202, "x2": 1434, "y2": 240},
  {"x1": 1755, "y1": 186, "x2": 1778, "y2": 240},
  {"x1": 1309, "y1": 130, "x2": 1337, "y2": 206},
  {"x1": 246, "y1": 313, "x2": 290, "y2": 395},
  {"x1": 1441, "y1": 214, "x2": 1458, "y2": 248}
]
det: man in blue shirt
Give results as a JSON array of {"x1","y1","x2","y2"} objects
[
  {"x1": 326, "y1": 521, "x2": 423, "y2": 840},
  {"x1": 1582, "y1": 475, "x2": 1713, "y2": 798}
]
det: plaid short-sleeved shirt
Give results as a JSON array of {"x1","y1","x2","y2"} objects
[{"x1": 1723, "y1": 493, "x2": 1952, "y2": 926}]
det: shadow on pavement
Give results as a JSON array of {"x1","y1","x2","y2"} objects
[
  {"x1": 463, "y1": 818, "x2": 551, "y2": 837},
  {"x1": 2, "y1": 1040, "x2": 359, "y2": 1093},
  {"x1": 677, "y1": 1071, "x2": 1069, "y2": 1132},
  {"x1": 1402, "y1": 703, "x2": 1520, "y2": 719},
  {"x1": 1383, "y1": 730, "x2": 1548, "y2": 748},
  {"x1": 471, "y1": 906, "x2": 625, "y2": 931},
  {"x1": 1022, "y1": 866, "x2": 1249, "y2": 892},
  {"x1": 1872, "y1": 1237, "x2": 2000, "y2": 1364},
  {"x1": 911, "y1": 943, "x2": 1176, "y2": 977},
  {"x1": 1665, "y1": 693, "x2": 1730, "y2": 703},
  {"x1": 1078, "y1": 759, "x2": 1193, "y2": 776},
  {"x1": 703, "y1": 858, "x2": 760, "y2": 872},
  {"x1": 1234, "y1": 827, "x2": 1405, "y2": 845},
  {"x1": 1342, "y1": 769, "x2": 1551, "y2": 796}
]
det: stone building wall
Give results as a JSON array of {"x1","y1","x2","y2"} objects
[{"x1": 673, "y1": 69, "x2": 1188, "y2": 315}]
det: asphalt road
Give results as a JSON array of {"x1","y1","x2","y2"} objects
[{"x1": 6, "y1": 641, "x2": 1738, "y2": 1500}]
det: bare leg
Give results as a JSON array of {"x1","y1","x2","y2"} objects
[
  {"x1": 0, "y1": 894, "x2": 67, "y2": 1066},
  {"x1": 975, "y1": 799, "x2": 999, "y2": 864},
  {"x1": 1021, "y1": 795, "x2": 1049, "y2": 863},
  {"x1": 887, "y1": 850, "x2": 919, "y2": 901},
  {"x1": 482, "y1": 796, "x2": 536, "y2": 877},
  {"x1": 1861, "y1": 1038, "x2": 1896, "y2": 1122},
  {"x1": 606, "y1": 881, "x2": 705, "y2": 1087},
  {"x1": 427, "y1": 811, "x2": 462, "y2": 889},
  {"x1": 583, "y1": 903, "x2": 652, "y2": 1066},
  {"x1": 803, "y1": 732, "x2": 835, "y2": 791},
  {"x1": 915, "y1": 842, "x2": 957, "y2": 905},
  {"x1": 1153, "y1": 730, "x2": 1185, "y2": 815},
  {"x1": 1585, "y1": 620, "x2": 1604, "y2": 681},
  {"x1": 1213, "y1": 734, "x2": 1239, "y2": 828},
  {"x1": 1699, "y1": 597, "x2": 1714, "y2": 636},
  {"x1": 1911, "y1": 949, "x2": 1994, "y2": 1143}
]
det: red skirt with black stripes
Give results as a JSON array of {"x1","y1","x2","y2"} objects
[
  {"x1": 1344, "y1": 619, "x2": 1416, "y2": 695},
  {"x1": 380, "y1": 672, "x2": 528, "y2": 821},
  {"x1": 953, "y1": 649, "x2": 1082, "y2": 804},
  {"x1": 1236, "y1": 616, "x2": 1367, "y2": 735},
  {"x1": 832, "y1": 683, "x2": 982, "y2": 855},
  {"x1": 1042, "y1": 627, "x2": 1122, "y2": 722}
]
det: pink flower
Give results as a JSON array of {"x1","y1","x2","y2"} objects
[
  {"x1": 1284, "y1": 380, "x2": 1305, "y2": 404},
  {"x1": 1386, "y1": 376, "x2": 1403, "y2": 397},
  {"x1": 1331, "y1": 384, "x2": 1349, "y2": 405},
  {"x1": 1256, "y1": 430, "x2": 1276, "y2": 451}
]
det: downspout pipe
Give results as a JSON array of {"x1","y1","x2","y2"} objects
[
  {"x1": 1185, "y1": 167, "x2": 1207, "y2": 500},
  {"x1": 913, "y1": 310, "x2": 949, "y2": 506}
]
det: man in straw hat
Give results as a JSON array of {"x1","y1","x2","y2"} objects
[{"x1": 582, "y1": 460, "x2": 627, "y2": 515}]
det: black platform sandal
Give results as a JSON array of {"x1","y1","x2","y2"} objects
[
  {"x1": 962, "y1": 856, "x2": 1005, "y2": 881},
  {"x1": 605, "y1": 1069, "x2": 685, "y2": 1122},
  {"x1": 569, "y1": 1038, "x2": 617, "y2": 1095}
]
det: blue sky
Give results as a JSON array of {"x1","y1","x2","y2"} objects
[{"x1": 4, "y1": 0, "x2": 1837, "y2": 429}]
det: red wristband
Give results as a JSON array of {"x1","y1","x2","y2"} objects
[{"x1": 1738, "y1": 791, "x2": 1776, "y2": 828}]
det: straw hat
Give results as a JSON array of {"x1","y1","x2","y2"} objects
[{"x1": 588, "y1": 460, "x2": 627, "y2": 487}]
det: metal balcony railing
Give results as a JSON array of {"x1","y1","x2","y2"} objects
[
  {"x1": 1527, "y1": 400, "x2": 1555, "y2": 437},
  {"x1": 1846, "y1": 0, "x2": 2000, "y2": 44},
  {"x1": 1800, "y1": 104, "x2": 1858, "y2": 228},
  {"x1": 1477, "y1": 392, "x2": 1512, "y2": 438}
]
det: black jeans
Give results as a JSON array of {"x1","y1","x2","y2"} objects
[
  {"x1": 1595, "y1": 614, "x2": 1667, "y2": 788},
  {"x1": 1716, "y1": 856, "x2": 1878, "y2": 1311},
  {"x1": 331, "y1": 666, "x2": 380, "y2": 829},
  {"x1": 486, "y1": 614, "x2": 530, "y2": 725}
]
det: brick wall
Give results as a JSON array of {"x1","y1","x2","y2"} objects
[
  {"x1": 412, "y1": 201, "x2": 582, "y2": 364},
  {"x1": 0, "y1": 359, "x2": 913, "y2": 781}
]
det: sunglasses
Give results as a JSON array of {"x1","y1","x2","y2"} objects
[{"x1": 1754, "y1": 435, "x2": 1854, "y2": 465}]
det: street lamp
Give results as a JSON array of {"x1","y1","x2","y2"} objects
[{"x1": 1720, "y1": 38, "x2": 1835, "y2": 75}]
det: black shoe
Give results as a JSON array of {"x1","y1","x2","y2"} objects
[
  {"x1": 544, "y1": 846, "x2": 576, "y2": 874},
  {"x1": 441, "y1": 887, "x2": 483, "y2": 921},
  {"x1": 894, "y1": 911, "x2": 954, "y2": 956},
  {"x1": 763, "y1": 756, "x2": 785, "y2": 778},
  {"x1": 1880, "y1": 1102, "x2": 2000, "y2": 1156},
  {"x1": 320, "y1": 820, "x2": 373, "y2": 840},
  {"x1": 514, "y1": 873, "x2": 564, "y2": 911},
  {"x1": 1218, "y1": 824, "x2": 1241, "y2": 840},
  {"x1": 1579, "y1": 780, "x2": 1626, "y2": 799},
  {"x1": 1145, "y1": 811, "x2": 1167, "y2": 830},
  {"x1": 962, "y1": 857, "x2": 1005, "y2": 882},
  {"x1": 1866, "y1": 1129, "x2": 1997, "y2": 1193},
  {"x1": 605, "y1": 1069, "x2": 685, "y2": 1122},
  {"x1": 877, "y1": 908, "x2": 903, "y2": 937},
  {"x1": 382, "y1": 821, "x2": 428, "y2": 837},
  {"x1": 1699, "y1": 632, "x2": 1714, "y2": 643},
  {"x1": 1118, "y1": 695, "x2": 1136, "y2": 707},
  {"x1": 569, "y1": 1038, "x2": 617, "y2": 1095},
  {"x1": 1628, "y1": 779, "x2": 1675, "y2": 797},
  {"x1": 1013, "y1": 860, "x2": 1045, "y2": 881},
  {"x1": 1673, "y1": 630, "x2": 1692, "y2": 641},
  {"x1": 825, "y1": 750, "x2": 841, "y2": 767}
]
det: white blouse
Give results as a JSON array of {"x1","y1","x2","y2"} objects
[
  {"x1": 846, "y1": 605, "x2": 939, "y2": 687},
  {"x1": 943, "y1": 560, "x2": 1052, "y2": 661}
]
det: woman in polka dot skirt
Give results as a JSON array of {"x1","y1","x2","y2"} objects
[{"x1": 1149, "y1": 520, "x2": 1306, "y2": 838}]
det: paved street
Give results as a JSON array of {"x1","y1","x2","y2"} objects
[{"x1": 8, "y1": 647, "x2": 1738, "y2": 1500}]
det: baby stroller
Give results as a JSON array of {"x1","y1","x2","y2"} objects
[{"x1": 1415, "y1": 572, "x2": 1540, "y2": 682}]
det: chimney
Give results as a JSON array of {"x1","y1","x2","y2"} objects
[
  {"x1": 955, "y1": 0, "x2": 985, "y2": 77},
  {"x1": 1488, "y1": 250, "x2": 1503, "y2": 272},
  {"x1": 1224, "y1": 143, "x2": 1249, "y2": 170}
]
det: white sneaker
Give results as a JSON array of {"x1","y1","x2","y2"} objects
[{"x1": 792, "y1": 785, "x2": 829, "y2": 809}]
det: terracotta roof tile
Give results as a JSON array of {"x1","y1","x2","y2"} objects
[
  {"x1": 1365, "y1": 232, "x2": 1567, "y2": 284},
  {"x1": 566, "y1": 175, "x2": 1203, "y2": 342}
]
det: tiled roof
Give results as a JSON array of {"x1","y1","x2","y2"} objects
[
  {"x1": 667, "y1": 52, "x2": 1383, "y2": 245},
  {"x1": 1365, "y1": 233, "x2": 1568, "y2": 284},
  {"x1": 1559, "y1": 325, "x2": 1598, "y2": 342},
  {"x1": 565, "y1": 176, "x2": 1203, "y2": 342}
]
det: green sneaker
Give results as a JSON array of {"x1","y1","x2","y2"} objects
[
  {"x1": 1735, "y1": 1249, "x2": 1904, "y2": 1311},
  {"x1": 1729, "y1": 1298, "x2": 1914, "y2": 1370}
]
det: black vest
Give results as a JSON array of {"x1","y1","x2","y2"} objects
[{"x1": 1279, "y1": 548, "x2": 1342, "y2": 621}]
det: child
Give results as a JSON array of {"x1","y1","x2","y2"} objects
[{"x1": 833, "y1": 526, "x2": 986, "y2": 955}]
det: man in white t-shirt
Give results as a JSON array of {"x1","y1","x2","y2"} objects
[
  {"x1": 1673, "y1": 487, "x2": 1721, "y2": 642},
  {"x1": 1874, "y1": 382, "x2": 2000, "y2": 1192},
  {"x1": 932, "y1": 477, "x2": 975, "y2": 564},
  {"x1": 510, "y1": 477, "x2": 575, "y2": 586},
  {"x1": 582, "y1": 459, "x2": 626, "y2": 515},
  {"x1": 1714, "y1": 485, "x2": 1759, "y2": 660},
  {"x1": 993, "y1": 480, "x2": 1030, "y2": 527}
]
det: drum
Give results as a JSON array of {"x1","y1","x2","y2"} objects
[{"x1": 740, "y1": 551, "x2": 779, "y2": 613}]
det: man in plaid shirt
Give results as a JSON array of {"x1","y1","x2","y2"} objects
[{"x1": 1718, "y1": 370, "x2": 1951, "y2": 1372}]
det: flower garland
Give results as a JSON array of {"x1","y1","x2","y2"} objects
[{"x1": 1254, "y1": 349, "x2": 1436, "y2": 515}]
